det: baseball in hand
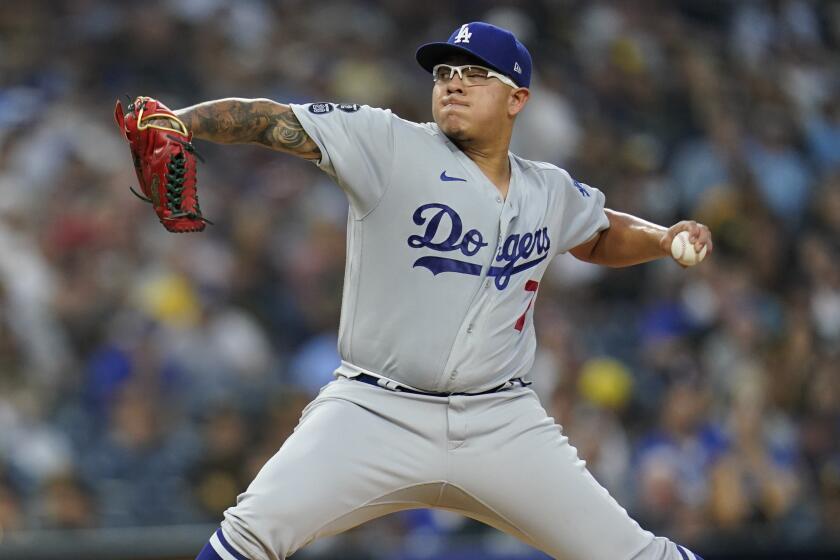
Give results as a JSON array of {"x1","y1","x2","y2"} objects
[{"x1": 670, "y1": 231, "x2": 707, "y2": 267}]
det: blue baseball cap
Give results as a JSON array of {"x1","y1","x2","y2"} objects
[{"x1": 416, "y1": 22, "x2": 532, "y2": 88}]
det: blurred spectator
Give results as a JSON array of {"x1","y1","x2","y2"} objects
[
  {"x1": 0, "y1": 470, "x2": 24, "y2": 535},
  {"x1": 36, "y1": 472, "x2": 96, "y2": 530},
  {"x1": 709, "y1": 388, "x2": 801, "y2": 533},
  {"x1": 80, "y1": 384, "x2": 198, "y2": 526},
  {"x1": 247, "y1": 390, "x2": 312, "y2": 474},
  {"x1": 744, "y1": 105, "x2": 814, "y2": 228},
  {"x1": 805, "y1": 96, "x2": 840, "y2": 174},
  {"x1": 633, "y1": 381, "x2": 725, "y2": 539},
  {"x1": 191, "y1": 403, "x2": 251, "y2": 520}
]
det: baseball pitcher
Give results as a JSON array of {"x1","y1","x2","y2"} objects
[{"x1": 118, "y1": 21, "x2": 712, "y2": 560}]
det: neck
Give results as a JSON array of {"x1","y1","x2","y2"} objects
[{"x1": 452, "y1": 133, "x2": 512, "y2": 198}]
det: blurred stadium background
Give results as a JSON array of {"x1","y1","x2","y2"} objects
[{"x1": 1, "y1": 1, "x2": 839, "y2": 559}]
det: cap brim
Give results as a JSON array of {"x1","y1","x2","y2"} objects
[{"x1": 415, "y1": 42, "x2": 504, "y2": 75}]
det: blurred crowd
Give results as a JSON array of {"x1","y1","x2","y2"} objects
[{"x1": 1, "y1": 0, "x2": 839, "y2": 556}]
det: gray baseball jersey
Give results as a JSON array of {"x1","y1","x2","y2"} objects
[
  {"x1": 289, "y1": 102, "x2": 608, "y2": 393},
  {"x1": 208, "y1": 103, "x2": 704, "y2": 560}
]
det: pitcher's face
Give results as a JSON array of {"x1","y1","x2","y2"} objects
[{"x1": 431, "y1": 55, "x2": 522, "y2": 144}]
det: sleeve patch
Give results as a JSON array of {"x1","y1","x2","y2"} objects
[{"x1": 308, "y1": 102, "x2": 335, "y2": 114}]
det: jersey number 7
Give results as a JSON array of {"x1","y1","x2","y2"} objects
[{"x1": 514, "y1": 280, "x2": 539, "y2": 331}]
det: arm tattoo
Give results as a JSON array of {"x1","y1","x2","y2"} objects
[
  {"x1": 263, "y1": 110, "x2": 318, "y2": 156},
  {"x1": 175, "y1": 99, "x2": 320, "y2": 160}
]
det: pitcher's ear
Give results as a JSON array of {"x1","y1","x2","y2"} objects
[{"x1": 509, "y1": 87, "x2": 530, "y2": 117}]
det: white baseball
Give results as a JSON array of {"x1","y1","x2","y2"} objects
[{"x1": 670, "y1": 230, "x2": 707, "y2": 267}]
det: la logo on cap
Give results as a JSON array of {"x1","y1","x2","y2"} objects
[{"x1": 454, "y1": 24, "x2": 472, "y2": 44}]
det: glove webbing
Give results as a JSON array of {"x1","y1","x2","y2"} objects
[{"x1": 128, "y1": 136, "x2": 213, "y2": 225}]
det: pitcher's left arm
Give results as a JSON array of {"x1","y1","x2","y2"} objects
[{"x1": 570, "y1": 210, "x2": 712, "y2": 267}]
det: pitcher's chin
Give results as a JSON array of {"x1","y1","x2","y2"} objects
[{"x1": 439, "y1": 120, "x2": 470, "y2": 143}]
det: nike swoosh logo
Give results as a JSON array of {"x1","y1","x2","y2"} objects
[{"x1": 440, "y1": 170, "x2": 467, "y2": 182}]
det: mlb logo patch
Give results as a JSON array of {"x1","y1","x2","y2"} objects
[{"x1": 309, "y1": 102, "x2": 334, "y2": 114}]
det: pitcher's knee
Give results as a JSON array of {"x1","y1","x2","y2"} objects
[
  {"x1": 630, "y1": 536, "x2": 704, "y2": 560},
  {"x1": 221, "y1": 490, "x2": 317, "y2": 560},
  {"x1": 220, "y1": 508, "x2": 293, "y2": 560}
]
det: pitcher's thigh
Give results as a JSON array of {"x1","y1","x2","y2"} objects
[
  {"x1": 451, "y1": 396, "x2": 695, "y2": 560},
  {"x1": 221, "y1": 394, "x2": 440, "y2": 560}
]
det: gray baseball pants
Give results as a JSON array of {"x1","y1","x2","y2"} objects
[{"x1": 210, "y1": 376, "x2": 702, "y2": 560}]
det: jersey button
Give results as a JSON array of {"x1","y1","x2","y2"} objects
[
  {"x1": 495, "y1": 196, "x2": 502, "y2": 204},
  {"x1": 467, "y1": 324, "x2": 474, "y2": 333},
  {"x1": 450, "y1": 370, "x2": 458, "y2": 379}
]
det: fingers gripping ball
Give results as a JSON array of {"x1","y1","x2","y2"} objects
[
  {"x1": 670, "y1": 231, "x2": 707, "y2": 267},
  {"x1": 114, "y1": 96, "x2": 211, "y2": 233}
]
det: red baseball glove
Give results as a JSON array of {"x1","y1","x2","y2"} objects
[{"x1": 114, "y1": 96, "x2": 211, "y2": 232}]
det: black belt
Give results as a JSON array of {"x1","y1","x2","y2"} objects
[{"x1": 352, "y1": 373, "x2": 530, "y2": 397}]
